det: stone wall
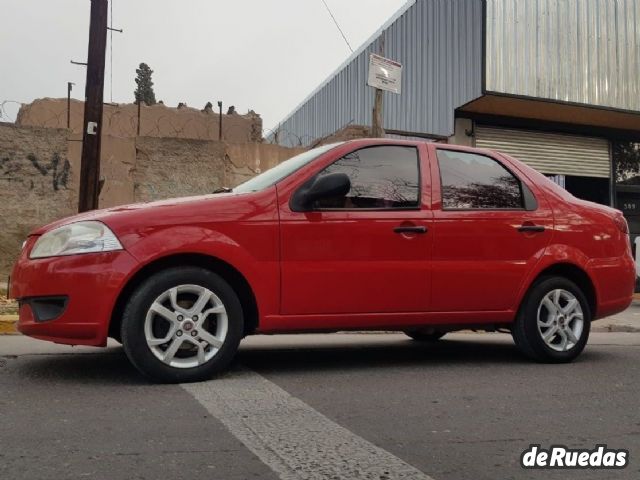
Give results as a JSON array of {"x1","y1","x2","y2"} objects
[
  {"x1": 0, "y1": 123, "x2": 304, "y2": 281},
  {"x1": 0, "y1": 123, "x2": 77, "y2": 278},
  {"x1": 134, "y1": 137, "x2": 227, "y2": 202},
  {"x1": 16, "y1": 98, "x2": 263, "y2": 143}
]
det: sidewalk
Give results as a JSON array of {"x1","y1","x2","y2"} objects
[{"x1": 591, "y1": 298, "x2": 640, "y2": 332}]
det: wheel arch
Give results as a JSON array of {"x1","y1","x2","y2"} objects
[
  {"x1": 521, "y1": 262, "x2": 597, "y2": 318},
  {"x1": 109, "y1": 253, "x2": 259, "y2": 340}
]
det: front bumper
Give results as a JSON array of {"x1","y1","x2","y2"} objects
[{"x1": 10, "y1": 240, "x2": 139, "y2": 346}]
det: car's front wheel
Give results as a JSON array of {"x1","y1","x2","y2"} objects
[
  {"x1": 121, "y1": 267, "x2": 243, "y2": 383},
  {"x1": 512, "y1": 276, "x2": 590, "y2": 363}
]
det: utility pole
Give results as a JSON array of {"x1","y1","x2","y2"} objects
[
  {"x1": 78, "y1": 0, "x2": 108, "y2": 213},
  {"x1": 371, "y1": 32, "x2": 386, "y2": 138}
]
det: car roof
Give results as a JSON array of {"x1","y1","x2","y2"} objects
[{"x1": 339, "y1": 137, "x2": 498, "y2": 156}]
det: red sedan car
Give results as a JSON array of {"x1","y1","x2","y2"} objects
[{"x1": 10, "y1": 139, "x2": 635, "y2": 383}]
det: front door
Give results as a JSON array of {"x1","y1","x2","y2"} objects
[
  {"x1": 430, "y1": 146, "x2": 553, "y2": 312},
  {"x1": 279, "y1": 144, "x2": 433, "y2": 317}
]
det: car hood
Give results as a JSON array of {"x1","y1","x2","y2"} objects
[{"x1": 30, "y1": 190, "x2": 275, "y2": 236}]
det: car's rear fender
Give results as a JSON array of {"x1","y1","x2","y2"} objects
[{"x1": 514, "y1": 244, "x2": 633, "y2": 322}]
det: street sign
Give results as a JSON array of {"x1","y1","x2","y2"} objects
[{"x1": 367, "y1": 53, "x2": 402, "y2": 94}]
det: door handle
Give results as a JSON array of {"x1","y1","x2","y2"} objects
[
  {"x1": 517, "y1": 225, "x2": 546, "y2": 233},
  {"x1": 394, "y1": 226, "x2": 427, "y2": 234}
]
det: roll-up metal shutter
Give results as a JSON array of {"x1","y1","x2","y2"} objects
[{"x1": 474, "y1": 126, "x2": 610, "y2": 178}]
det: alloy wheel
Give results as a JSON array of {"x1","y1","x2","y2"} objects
[
  {"x1": 536, "y1": 289, "x2": 584, "y2": 352},
  {"x1": 143, "y1": 284, "x2": 228, "y2": 368}
]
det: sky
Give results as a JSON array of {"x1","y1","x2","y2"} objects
[{"x1": 0, "y1": 0, "x2": 408, "y2": 134}]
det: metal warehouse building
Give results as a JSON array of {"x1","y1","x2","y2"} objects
[{"x1": 271, "y1": 0, "x2": 640, "y2": 242}]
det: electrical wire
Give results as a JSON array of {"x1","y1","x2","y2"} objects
[
  {"x1": 110, "y1": 0, "x2": 113, "y2": 102},
  {"x1": 320, "y1": 0, "x2": 354, "y2": 53}
]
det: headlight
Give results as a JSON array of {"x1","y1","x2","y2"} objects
[{"x1": 30, "y1": 221, "x2": 123, "y2": 259}]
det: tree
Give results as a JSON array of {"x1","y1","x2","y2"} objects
[
  {"x1": 614, "y1": 141, "x2": 640, "y2": 184},
  {"x1": 134, "y1": 63, "x2": 156, "y2": 105}
]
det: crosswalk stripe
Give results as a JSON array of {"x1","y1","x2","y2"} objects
[{"x1": 183, "y1": 368, "x2": 435, "y2": 480}]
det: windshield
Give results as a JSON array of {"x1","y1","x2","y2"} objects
[{"x1": 232, "y1": 143, "x2": 343, "y2": 193}]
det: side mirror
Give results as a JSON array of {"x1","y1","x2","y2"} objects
[{"x1": 290, "y1": 172, "x2": 351, "y2": 211}]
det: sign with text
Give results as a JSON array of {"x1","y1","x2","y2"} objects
[{"x1": 367, "y1": 54, "x2": 403, "y2": 94}]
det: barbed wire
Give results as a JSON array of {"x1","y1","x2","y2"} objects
[
  {"x1": 3, "y1": 100, "x2": 379, "y2": 149},
  {"x1": 11, "y1": 101, "x2": 264, "y2": 143},
  {"x1": 0, "y1": 100, "x2": 24, "y2": 123},
  {"x1": 264, "y1": 119, "x2": 360, "y2": 148}
]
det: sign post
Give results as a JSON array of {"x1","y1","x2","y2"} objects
[
  {"x1": 367, "y1": 54, "x2": 403, "y2": 94},
  {"x1": 367, "y1": 53, "x2": 402, "y2": 137}
]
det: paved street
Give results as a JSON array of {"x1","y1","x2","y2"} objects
[{"x1": 1, "y1": 331, "x2": 639, "y2": 480}]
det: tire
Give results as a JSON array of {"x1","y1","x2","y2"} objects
[
  {"x1": 121, "y1": 267, "x2": 244, "y2": 383},
  {"x1": 512, "y1": 276, "x2": 591, "y2": 363},
  {"x1": 404, "y1": 330, "x2": 446, "y2": 342}
]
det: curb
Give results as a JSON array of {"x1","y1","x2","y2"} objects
[
  {"x1": 0, "y1": 316, "x2": 19, "y2": 335},
  {"x1": 592, "y1": 324, "x2": 640, "y2": 333}
]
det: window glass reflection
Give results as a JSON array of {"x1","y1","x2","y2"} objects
[
  {"x1": 315, "y1": 146, "x2": 420, "y2": 209},
  {"x1": 437, "y1": 150, "x2": 523, "y2": 209}
]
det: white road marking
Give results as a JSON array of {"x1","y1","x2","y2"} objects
[{"x1": 183, "y1": 368, "x2": 435, "y2": 480}]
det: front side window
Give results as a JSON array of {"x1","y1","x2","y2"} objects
[
  {"x1": 314, "y1": 145, "x2": 420, "y2": 209},
  {"x1": 437, "y1": 150, "x2": 523, "y2": 210}
]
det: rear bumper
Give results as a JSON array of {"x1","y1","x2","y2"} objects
[
  {"x1": 588, "y1": 255, "x2": 636, "y2": 320},
  {"x1": 10, "y1": 245, "x2": 139, "y2": 346}
]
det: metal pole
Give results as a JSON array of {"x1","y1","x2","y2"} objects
[
  {"x1": 78, "y1": 0, "x2": 109, "y2": 213},
  {"x1": 371, "y1": 31, "x2": 386, "y2": 138},
  {"x1": 218, "y1": 101, "x2": 223, "y2": 141},
  {"x1": 66, "y1": 82, "x2": 74, "y2": 129}
]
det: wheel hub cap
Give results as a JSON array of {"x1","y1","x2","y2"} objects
[{"x1": 182, "y1": 320, "x2": 195, "y2": 332}]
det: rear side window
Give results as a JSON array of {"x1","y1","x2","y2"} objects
[
  {"x1": 437, "y1": 150, "x2": 523, "y2": 209},
  {"x1": 315, "y1": 145, "x2": 420, "y2": 209}
]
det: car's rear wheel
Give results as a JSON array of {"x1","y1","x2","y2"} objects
[
  {"x1": 121, "y1": 267, "x2": 243, "y2": 383},
  {"x1": 404, "y1": 330, "x2": 446, "y2": 342},
  {"x1": 512, "y1": 276, "x2": 590, "y2": 363}
]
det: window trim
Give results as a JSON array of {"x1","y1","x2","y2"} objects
[
  {"x1": 295, "y1": 145, "x2": 423, "y2": 212},
  {"x1": 435, "y1": 148, "x2": 537, "y2": 212}
]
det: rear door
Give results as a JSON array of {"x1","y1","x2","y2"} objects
[
  {"x1": 278, "y1": 143, "x2": 433, "y2": 316},
  {"x1": 430, "y1": 145, "x2": 553, "y2": 312}
]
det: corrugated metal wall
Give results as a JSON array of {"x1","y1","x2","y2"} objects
[
  {"x1": 485, "y1": 0, "x2": 640, "y2": 112},
  {"x1": 271, "y1": 0, "x2": 484, "y2": 147},
  {"x1": 475, "y1": 125, "x2": 611, "y2": 178}
]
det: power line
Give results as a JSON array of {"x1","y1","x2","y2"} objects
[
  {"x1": 110, "y1": 0, "x2": 113, "y2": 102},
  {"x1": 107, "y1": 0, "x2": 123, "y2": 102},
  {"x1": 320, "y1": 0, "x2": 353, "y2": 53}
]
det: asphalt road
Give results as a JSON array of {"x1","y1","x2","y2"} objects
[{"x1": 1, "y1": 332, "x2": 639, "y2": 480}]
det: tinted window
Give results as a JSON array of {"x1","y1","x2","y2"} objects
[
  {"x1": 437, "y1": 150, "x2": 523, "y2": 209},
  {"x1": 314, "y1": 146, "x2": 420, "y2": 209}
]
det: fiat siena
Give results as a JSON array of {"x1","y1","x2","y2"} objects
[{"x1": 10, "y1": 139, "x2": 635, "y2": 382}]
